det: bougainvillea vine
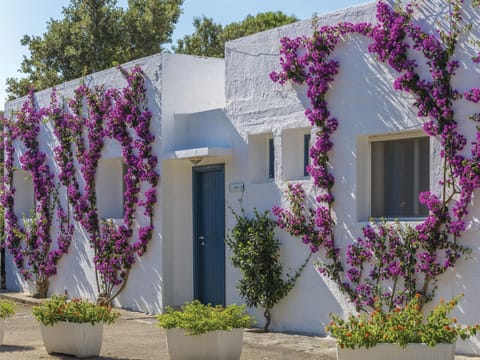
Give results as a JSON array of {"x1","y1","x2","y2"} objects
[
  {"x1": 3, "y1": 66, "x2": 159, "y2": 304},
  {"x1": 49, "y1": 66, "x2": 159, "y2": 304},
  {"x1": 271, "y1": 0, "x2": 480, "y2": 311},
  {"x1": 2, "y1": 91, "x2": 73, "y2": 298}
]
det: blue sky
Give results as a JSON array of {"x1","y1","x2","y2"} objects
[{"x1": 0, "y1": 0, "x2": 368, "y2": 108}]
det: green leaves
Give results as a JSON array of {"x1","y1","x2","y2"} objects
[
  {"x1": 326, "y1": 294, "x2": 479, "y2": 349},
  {"x1": 174, "y1": 11, "x2": 298, "y2": 58},
  {"x1": 226, "y1": 207, "x2": 310, "y2": 331},
  {"x1": 0, "y1": 300, "x2": 15, "y2": 319},
  {"x1": 156, "y1": 301, "x2": 254, "y2": 336},
  {"x1": 33, "y1": 295, "x2": 119, "y2": 326},
  {"x1": 7, "y1": 0, "x2": 183, "y2": 99}
]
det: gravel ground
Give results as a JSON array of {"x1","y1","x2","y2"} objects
[{"x1": 0, "y1": 292, "x2": 478, "y2": 360}]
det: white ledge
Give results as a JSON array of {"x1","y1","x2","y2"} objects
[{"x1": 163, "y1": 147, "x2": 233, "y2": 160}]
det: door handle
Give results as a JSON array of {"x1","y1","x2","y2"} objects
[{"x1": 199, "y1": 236, "x2": 206, "y2": 246}]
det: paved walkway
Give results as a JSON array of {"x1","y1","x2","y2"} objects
[{"x1": 0, "y1": 291, "x2": 478, "y2": 359}]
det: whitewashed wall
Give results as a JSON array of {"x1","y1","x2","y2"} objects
[
  {"x1": 4, "y1": 0, "x2": 480, "y2": 355},
  {"x1": 223, "y1": 0, "x2": 480, "y2": 355},
  {"x1": 4, "y1": 53, "x2": 225, "y2": 314}
]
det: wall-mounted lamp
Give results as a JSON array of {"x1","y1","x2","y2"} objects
[{"x1": 189, "y1": 157, "x2": 203, "y2": 165}]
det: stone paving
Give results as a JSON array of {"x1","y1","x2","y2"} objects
[{"x1": 0, "y1": 291, "x2": 478, "y2": 359}]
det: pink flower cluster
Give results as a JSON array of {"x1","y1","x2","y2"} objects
[
  {"x1": 50, "y1": 66, "x2": 159, "y2": 299},
  {"x1": 2, "y1": 66, "x2": 159, "y2": 301},
  {"x1": 271, "y1": 0, "x2": 479, "y2": 310},
  {"x1": 2, "y1": 90, "x2": 73, "y2": 283}
]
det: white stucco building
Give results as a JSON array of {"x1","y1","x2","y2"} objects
[{"x1": 5, "y1": 0, "x2": 480, "y2": 355}]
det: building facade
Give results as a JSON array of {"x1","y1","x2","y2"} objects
[{"x1": 4, "y1": 0, "x2": 480, "y2": 354}]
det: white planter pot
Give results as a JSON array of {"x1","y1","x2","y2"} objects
[
  {"x1": 0, "y1": 319, "x2": 5, "y2": 345},
  {"x1": 166, "y1": 328, "x2": 244, "y2": 360},
  {"x1": 336, "y1": 343, "x2": 455, "y2": 360},
  {"x1": 40, "y1": 321, "x2": 104, "y2": 358}
]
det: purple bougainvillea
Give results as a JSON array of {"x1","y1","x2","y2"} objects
[
  {"x1": 271, "y1": 0, "x2": 480, "y2": 311},
  {"x1": 50, "y1": 66, "x2": 159, "y2": 304},
  {"x1": 2, "y1": 66, "x2": 159, "y2": 303},
  {"x1": 2, "y1": 91, "x2": 73, "y2": 298}
]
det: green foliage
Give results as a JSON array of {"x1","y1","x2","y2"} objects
[
  {"x1": 226, "y1": 207, "x2": 310, "y2": 332},
  {"x1": 33, "y1": 295, "x2": 119, "y2": 326},
  {"x1": 174, "y1": 11, "x2": 298, "y2": 58},
  {"x1": 156, "y1": 300, "x2": 254, "y2": 336},
  {"x1": 0, "y1": 300, "x2": 15, "y2": 319},
  {"x1": 6, "y1": 0, "x2": 183, "y2": 99},
  {"x1": 174, "y1": 16, "x2": 224, "y2": 58},
  {"x1": 326, "y1": 294, "x2": 479, "y2": 349}
]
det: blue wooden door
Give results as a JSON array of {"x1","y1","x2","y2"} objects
[{"x1": 193, "y1": 164, "x2": 225, "y2": 306}]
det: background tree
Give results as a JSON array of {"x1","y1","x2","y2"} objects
[
  {"x1": 6, "y1": 0, "x2": 183, "y2": 99},
  {"x1": 174, "y1": 11, "x2": 298, "y2": 58}
]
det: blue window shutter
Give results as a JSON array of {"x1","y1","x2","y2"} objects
[
  {"x1": 268, "y1": 138, "x2": 275, "y2": 179},
  {"x1": 304, "y1": 134, "x2": 311, "y2": 176}
]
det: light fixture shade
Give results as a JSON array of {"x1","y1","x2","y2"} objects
[{"x1": 190, "y1": 157, "x2": 203, "y2": 165}]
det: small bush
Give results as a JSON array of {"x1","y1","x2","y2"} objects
[
  {"x1": 226, "y1": 207, "x2": 310, "y2": 332},
  {"x1": 0, "y1": 300, "x2": 15, "y2": 318},
  {"x1": 33, "y1": 295, "x2": 119, "y2": 326},
  {"x1": 326, "y1": 294, "x2": 479, "y2": 349},
  {"x1": 157, "y1": 300, "x2": 254, "y2": 336}
]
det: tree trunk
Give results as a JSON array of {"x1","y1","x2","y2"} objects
[
  {"x1": 96, "y1": 292, "x2": 112, "y2": 307},
  {"x1": 263, "y1": 308, "x2": 271, "y2": 332},
  {"x1": 33, "y1": 278, "x2": 49, "y2": 299}
]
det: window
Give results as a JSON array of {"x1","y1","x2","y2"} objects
[
  {"x1": 248, "y1": 133, "x2": 275, "y2": 183},
  {"x1": 96, "y1": 158, "x2": 125, "y2": 219},
  {"x1": 281, "y1": 128, "x2": 310, "y2": 180},
  {"x1": 304, "y1": 134, "x2": 311, "y2": 176},
  {"x1": 268, "y1": 138, "x2": 275, "y2": 179},
  {"x1": 371, "y1": 136, "x2": 429, "y2": 218},
  {"x1": 13, "y1": 170, "x2": 34, "y2": 218}
]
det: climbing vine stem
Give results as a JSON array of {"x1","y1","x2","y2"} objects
[{"x1": 271, "y1": 0, "x2": 479, "y2": 311}]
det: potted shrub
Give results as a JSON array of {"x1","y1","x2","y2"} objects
[
  {"x1": 326, "y1": 294, "x2": 479, "y2": 360},
  {"x1": 0, "y1": 300, "x2": 15, "y2": 345},
  {"x1": 157, "y1": 300, "x2": 254, "y2": 360},
  {"x1": 33, "y1": 295, "x2": 119, "y2": 358}
]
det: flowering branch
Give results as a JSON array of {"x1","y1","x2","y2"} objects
[
  {"x1": 2, "y1": 90, "x2": 73, "y2": 298},
  {"x1": 49, "y1": 66, "x2": 159, "y2": 304},
  {"x1": 271, "y1": 0, "x2": 478, "y2": 311}
]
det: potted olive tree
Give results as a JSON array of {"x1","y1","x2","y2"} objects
[
  {"x1": 157, "y1": 300, "x2": 254, "y2": 360},
  {"x1": 33, "y1": 295, "x2": 119, "y2": 358}
]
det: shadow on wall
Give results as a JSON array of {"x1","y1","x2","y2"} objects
[
  {"x1": 144, "y1": 70, "x2": 162, "y2": 139},
  {"x1": 171, "y1": 108, "x2": 241, "y2": 152},
  {"x1": 5, "y1": 253, "x2": 23, "y2": 293},
  {"x1": 115, "y1": 244, "x2": 164, "y2": 314},
  {"x1": 49, "y1": 222, "x2": 97, "y2": 299}
]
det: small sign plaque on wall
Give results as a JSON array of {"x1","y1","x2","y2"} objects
[{"x1": 229, "y1": 182, "x2": 245, "y2": 192}]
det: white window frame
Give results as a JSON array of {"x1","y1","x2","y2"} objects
[
  {"x1": 13, "y1": 169, "x2": 35, "y2": 218},
  {"x1": 96, "y1": 158, "x2": 126, "y2": 220},
  {"x1": 369, "y1": 132, "x2": 430, "y2": 220}
]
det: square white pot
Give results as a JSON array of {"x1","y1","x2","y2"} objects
[
  {"x1": 0, "y1": 319, "x2": 5, "y2": 345},
  {"x1": 166, "y1": 328, "x2": 244, "y2": 360},
  {"x1": 40, "y1": 321, "x2": 104, "y2": 358},
  {"x1": 336, "y1": 343, "x2": 455, "y2": 360}
]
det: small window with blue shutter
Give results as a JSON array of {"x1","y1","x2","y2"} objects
[
  {"x1": 268, "y1": 137, "x2": 275, "y2": 179},
  {"x1": 304, "y1": 134, "x2": 311, "y2": 177},
  {"x1": 281, "y1": 128, "x2": 311, "y2": 180},
  {"x1": 248, "y1": 133, "x2": 276, "y2": 183}
]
